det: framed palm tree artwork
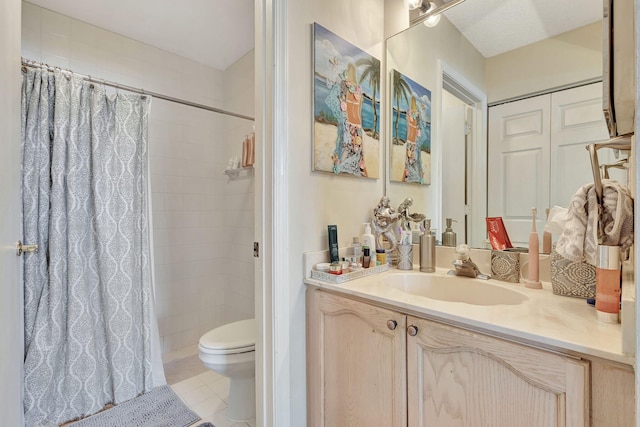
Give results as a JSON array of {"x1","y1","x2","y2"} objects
[
  {"x1": 312, "y1": 23, "x2": 380, "y2": 179},
  {"x1": 390, "y1": 69, "x2": 431, "y2": 185}
]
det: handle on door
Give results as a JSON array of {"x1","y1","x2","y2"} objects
[
  {"x1": 407, "y1": 325, "x2": 419, "y2": 336},
  {"x1": 16, "y1": 241, "x2": 39, "y2": 256},
  {"x1": 387, "y1": 320, "x2": 397, "y2": 330}
]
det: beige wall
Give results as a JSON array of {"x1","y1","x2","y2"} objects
[{"x1": 485, "y1": 22, "x2": 603, "y2": 103}]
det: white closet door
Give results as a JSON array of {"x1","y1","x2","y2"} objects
[
  {"x1": 488, "y1": 95, "x2": 551, "y2": 247},
  {"x1": 550, "y1": 83, "x2": 611, "y2": 207}
]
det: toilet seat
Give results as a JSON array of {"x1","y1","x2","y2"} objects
[{"x1": 199, "y1": 318, "x2": 256, "y2": 355}]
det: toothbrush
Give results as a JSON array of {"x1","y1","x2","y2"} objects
[{"x1": 525, "y1": 207, "x2": 542, "y2": 289}]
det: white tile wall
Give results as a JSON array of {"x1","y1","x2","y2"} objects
[{"x1": 21, "y1": 2, "x2": 255, "y2": 354}]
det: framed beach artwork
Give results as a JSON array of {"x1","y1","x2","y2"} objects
[
  {"x1": 390, "y1": 69, "x2": 431, "y2": 185},
  {"x1": 313, "y1": 23, "x2": 380, "y2": 179}
]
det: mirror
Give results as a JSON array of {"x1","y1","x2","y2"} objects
[{"x1": 385, "y1": 0, "x2": 604, "y2": 248}]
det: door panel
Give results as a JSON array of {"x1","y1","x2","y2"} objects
[
  {"x1": 0, "y1": 0, "x2": 24, "y2": 424},
  {"x1": 550, "y1": 83, "x2": 612, "y2": 207},
  {"x1": 407, "y1": 316, "x2": 589, "y2": 427},
  {"x1": 307, "y1": 290, "x2": 406, "y2": 427},
  {"x1": 488, "y1": 95, "x2": 550, "y2": 247}
]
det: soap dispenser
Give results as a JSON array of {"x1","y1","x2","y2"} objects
[
  {"x1": 420, "y1": 219, "x2": 436, "y2": 272},
  {"x1": 442, "y1": 218, "x2": 457, "y2": 247}
]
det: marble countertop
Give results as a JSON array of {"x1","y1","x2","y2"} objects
[{"x1": 305, "y1": 266, "x2": 633, "y2": 366}]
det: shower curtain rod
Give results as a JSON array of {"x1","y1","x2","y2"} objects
[{"x1": 21, "y1": 58, "x2": 255, "y2": 122}]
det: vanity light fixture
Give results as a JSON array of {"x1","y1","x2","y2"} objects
[
  {"x1": 408, "y1": 0, "x2": 466, "y2": 27},
  {"x1": 404, "y1": 0, "x2": 423, "y2": 10},
  {"x1": 422, "y1": 2, "x2": 441, "y2": 27}
]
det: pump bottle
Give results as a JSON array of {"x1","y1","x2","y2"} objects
[{"x1": 361, "y1": 223, "x2": 376, "y2": 253}]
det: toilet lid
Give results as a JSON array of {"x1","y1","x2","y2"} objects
[{"x1": 199, "y1": 318, "x2": 256, "y2": 352}]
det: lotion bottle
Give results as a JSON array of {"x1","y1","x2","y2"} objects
[
  {"x1": 361, "y1": 222, "x2": 376, "y2": 253},
  {"x1": 595, "y1": 245, "x2": 621, "y2": 323}
]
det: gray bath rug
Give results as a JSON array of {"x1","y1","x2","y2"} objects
[{"x1": 70, "y1": 385, "x2": 200, "y2": 427}]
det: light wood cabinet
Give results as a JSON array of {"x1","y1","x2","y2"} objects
[
  {"x1": 307, "y1": 288, "x2": 629, "y2": 427},
  {"x1": 307, "y1": 289, "x2": 407, "y2": 427},
  {"x1": 406, "y1": 316, "x2": 589, "y2": 427}
]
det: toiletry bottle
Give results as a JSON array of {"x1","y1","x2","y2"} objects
[
  {"x1": 420, "y1": 219, "x2": 436, "y2": 272},
  {"x1": 442, "y1": 218, "x2": 457, "y2": 247},
  {"x1": 328, "y1": 225, "x2": 339, "y2": 264},
  {"x1": 542, "y1": 208, "x2": 552, "y2": 254},
  {"x1": 362, "y1": 246, "x2": 371, "y2": 268},
  {"x1": 376, "y1": 248, "x2": 386, "y2": 266},
  {"x1": 595, "y1": 245, "x2": 621, "y2": 323},
  {"x1": 352, "y1": 237, "x2": 362, "y2": 263},
  {"x1": 361, "y1": 222, "x2": 376, "y2": 253},
  {"x1": 523, "y1": 208, "x2": 542, "y2": 289}
]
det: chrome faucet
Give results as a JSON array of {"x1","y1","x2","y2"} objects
[{"x1": 448, "y1": 244, "x2": 490, "y2": 280}]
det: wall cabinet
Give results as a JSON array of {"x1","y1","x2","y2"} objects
[{"x1": 307, "y1": 289, "x2": 608, "y2": 427}]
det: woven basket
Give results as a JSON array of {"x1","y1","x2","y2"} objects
[{"x1": 550, "y1": 248, "x2": 596, "y2": 299}]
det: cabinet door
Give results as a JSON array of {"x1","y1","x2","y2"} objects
[
  {"x1": 407, "y1": 316, "x2": 589, "y2": 427},
  {"x1": 307, "y1": 290, "x2": 407, "y2": 427}
]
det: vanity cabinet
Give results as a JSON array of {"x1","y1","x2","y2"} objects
[
  {"x1": 307, "y1": 289, "x2": 591, "y2": 427},
  {"x1": 407, "y1": 316, "x2": 589, "y2": 426},
  {"x1": 307, "y1": 288, "x2": 407, "y2": 426}
]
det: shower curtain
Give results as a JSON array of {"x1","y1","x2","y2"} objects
[{"x1": 21, "y1": 68, "x2": 158, "y2": 426}]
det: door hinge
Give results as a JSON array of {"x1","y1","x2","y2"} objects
[{"x1": 253, "y1": 242, "x2": 260, "y2": 257}]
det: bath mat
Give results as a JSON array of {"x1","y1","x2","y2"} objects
[{"x1": 70, "y1": 385, "x2": 200, "y2": 427}]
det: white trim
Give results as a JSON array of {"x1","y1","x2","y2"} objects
[
  {"x1": 256, "y1": 0, "x2": 290, "y2": 426},
  {"x1": 436, "y1": 60, "x2": 487, "y2": 248}
]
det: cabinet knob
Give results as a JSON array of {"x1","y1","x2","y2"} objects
[
  {"x1": 407, "y1": 325, "x2": 419, "y2": 336},
  {"x1": 386, "y1": 320, "x2": 397, "y2": 330}
]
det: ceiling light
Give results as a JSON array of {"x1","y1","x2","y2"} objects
[
  {"x1": 405, "y1": 0, "x2": 423, "y2": 10},
  {"x1": 423, "y1": 2, "x2": 441, "y2": 27}
]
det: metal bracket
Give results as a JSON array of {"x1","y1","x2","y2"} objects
[
  {"x1": 16, "y1": 240, "x2": 39, "y2": 256},
  {"x1": 253, "y1": 242, "x2": 260, "y2": 258}
]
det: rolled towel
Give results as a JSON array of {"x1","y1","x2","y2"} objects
[{"x1": 555, "y1": 179, "x2": 633, "y2": 266}]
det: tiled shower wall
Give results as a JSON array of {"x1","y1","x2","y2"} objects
[{"x1": 21, "y1": 2, "x2": 255, "y2": 354}]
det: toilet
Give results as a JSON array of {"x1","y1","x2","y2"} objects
[{"x1": 198, "y1": 318, "x2": 256, "y2": 420}]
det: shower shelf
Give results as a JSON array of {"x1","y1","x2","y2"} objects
[{"x1": 224, "y1": 166, "x2": 254, "y2": 179}]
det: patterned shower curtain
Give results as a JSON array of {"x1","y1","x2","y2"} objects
[{"x1": 21, "y1": 68, "x2": 154, "y2": 426}]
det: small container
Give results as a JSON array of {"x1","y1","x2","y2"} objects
[
  {"x1": 595, "y1": 245, "x2": 621, "y2": 323},
  {"x1": 329, "y1": 262, "x2": 342, "y2": 275},
  {"x1": 352, "y1": 237, "x2": 362, "y2": 261},
  {"x1": 376, "y1": 248, "x2": 386, "y2": 266},
  {"x1": 397, "y1": 244, "x2": 413, "y2": 270},
  {"x1": 363, "y1": 246, "x2": 371, "y2": 268},
  {"x1": 315, "y1": 262, "x2": 331, "y2": 272}
]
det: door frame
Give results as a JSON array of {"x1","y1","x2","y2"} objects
[{"x1": 436, "y1": 60, "x2": 487, "y2": 248}]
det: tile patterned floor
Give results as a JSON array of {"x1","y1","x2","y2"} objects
[{"x1": 168, "y1": 359, "x2": 256, "y2": 427}]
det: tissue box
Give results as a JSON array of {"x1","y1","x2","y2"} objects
[{"x1": 550, "y1": 248, "x2": 596, "y2": 299}]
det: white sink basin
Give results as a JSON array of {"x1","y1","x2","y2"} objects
[{"x1": 383, "y1": 273, "x2": 528, "y2": 306}]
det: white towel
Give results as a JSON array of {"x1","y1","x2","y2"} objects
[{"x1": 555, "y1": 179, "x2": 633, "y2": 266}]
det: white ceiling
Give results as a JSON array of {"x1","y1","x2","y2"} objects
[
  {"x1": 29, "y1": 0, "x2": 602, "y2": 68},
  {"x1": 444, "y1": 0, "x2": 603, "y2": 58},
  {"x1": 27, "y1": 0, "x2": 254, "y2": 70}
]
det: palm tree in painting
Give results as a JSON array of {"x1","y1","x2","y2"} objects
[
  {"x1": 356, "y1": 57, "x2": 380, "y2": 138},
  {"x1": 393, "y1": 70, "x2": 411, "y2": 144}
]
